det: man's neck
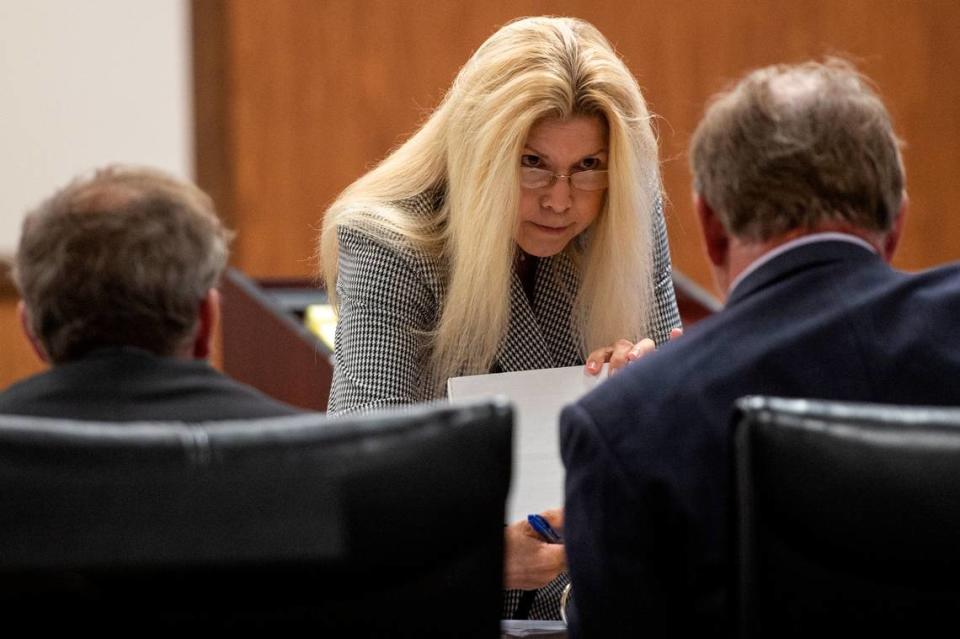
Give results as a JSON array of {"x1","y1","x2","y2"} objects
[{"x1": 722, "y1": 226, "x2": 886, "y2": 294}]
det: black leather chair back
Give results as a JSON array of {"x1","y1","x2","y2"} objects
[
  {"x1": 0, "y1": 400, "x2": 512, "y2": 635},
  {"x1": 734, "y1": 396, "x2": 960, "y2": 638}
]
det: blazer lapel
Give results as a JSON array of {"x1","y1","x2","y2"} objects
[
  {"x1": 496, "y1": 269, "x2": 554, "y2": 372},
  {"x1": 495, "y1": 253, "x2": 582, "y2": 372},
  {"x1": 535, "y1": 253, "x2": 582, "y2": 366}
]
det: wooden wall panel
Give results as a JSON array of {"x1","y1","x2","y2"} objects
[{"x1": 198, "y1": 0, "x2": 960, "y2": 295}]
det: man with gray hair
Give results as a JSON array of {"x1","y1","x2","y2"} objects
[
  {"x1": 561, "y1": 60, "x2": 960, "y2": 637},
  {"x1": 0, "y1": 165, "x2": 298, "y2": 420}
]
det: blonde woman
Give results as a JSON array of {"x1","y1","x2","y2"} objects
[{"x1": 319, "y1": 16, "x2": 681, "y2": 619}]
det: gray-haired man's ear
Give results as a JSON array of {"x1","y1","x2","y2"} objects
[
  {"x1": 17, "y1": 301, "x2": 49, "y2": 364},
  {"x1": 695, "y1": 194, "x2": 730, "y2": 270},
  {"x1": 191, "y1": 288, "x2": 220, "y2": 360},
  {"x1": 695, "y1": 193, "x2": 735, "y2": 296},
  {"x1": 881, "y1": 194, "x2": 908, "y2": 263}
]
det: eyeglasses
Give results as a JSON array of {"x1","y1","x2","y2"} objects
[{"x1": 520, "y1": 167, "x2": 609, "y2": 191}]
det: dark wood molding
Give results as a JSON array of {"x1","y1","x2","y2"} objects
[
  {"x1": 673, "y1": 271, "x2": 722, "y2": 326},
  {"x1": 0, "y1": 259, "x2": 17, "y2": 299},
  {"x1": 191, "y1": 0, "x2": 236, "y2": 236},
  {"x1": 220, "y1": 269, "x2": 332, "y2": 411}
]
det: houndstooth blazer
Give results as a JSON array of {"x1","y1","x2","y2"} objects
[
  {"x1": 328, "y1": 191, "x2": 680, "y2": 417},
  {"x1": 328, "y1": 190, "x2": 680, "y2": 619}
]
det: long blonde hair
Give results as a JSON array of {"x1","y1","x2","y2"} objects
[{"x1": 319, "y1": 16, "x2": 660, "y2": 389}]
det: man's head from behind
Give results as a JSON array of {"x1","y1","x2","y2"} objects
[
  {"x1": 690, "y1": 60, "x2": 906, "y2": 288},
  {"x1": 12, "y1": 165, "x2": 231, "y2": 364}
]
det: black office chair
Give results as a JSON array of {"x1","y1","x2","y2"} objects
[
  {"x1": 0, "y1": 400, "x2": 512, "y2": 636},
  {"x1": 733, "y1": 396, "x2": 960, "y2": 638}
]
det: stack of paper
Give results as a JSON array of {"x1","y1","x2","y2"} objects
[{"x1": 447, "y1": 365, "x2": 609, "y2": 523}]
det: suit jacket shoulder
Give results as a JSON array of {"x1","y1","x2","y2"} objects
[
  {"x1": 0, "y1": 348, "x2": 301, "y2": 422},
  {"x1": 561, "y1": 242, "x2": 960, "y2": 636}
]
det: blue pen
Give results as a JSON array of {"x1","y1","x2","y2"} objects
[{"x1": 527, "y1": 513, "x2": 563, "y2": 543}]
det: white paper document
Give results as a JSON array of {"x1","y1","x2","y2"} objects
[{"x1": 447, "y1": 364, "x2": 609, "y2": 523}]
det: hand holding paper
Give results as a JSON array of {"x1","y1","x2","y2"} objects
[
  {"x1": 448, "y1": 364, "x2": 609, "y2": 522},
  {"x1": 585, "y1": 327, "x2": 682, "y2": 375}
]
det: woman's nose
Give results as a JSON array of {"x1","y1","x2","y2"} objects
[{"x1": 541, "y1": 176, "x2": 572, "y2": 212}]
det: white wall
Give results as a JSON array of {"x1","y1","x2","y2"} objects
[{"x1": 0, "y1": 0, "x2": 191, "y2": 257}]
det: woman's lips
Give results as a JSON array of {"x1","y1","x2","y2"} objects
[{"x1": 530, "y1": 221, "x2": 571, "y2": 235}]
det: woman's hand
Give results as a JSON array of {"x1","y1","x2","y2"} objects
[
  {"x1": 585, "y1": 327, "x2": 683, "y2": 376},
  {"x1": 503, "y1": 508, "x2": 566, "y2": 590}
]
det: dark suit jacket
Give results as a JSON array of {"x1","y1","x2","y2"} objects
[
  {"x1": 560, "y1": 239, "x2": 960, "y2": 638},
  {"x1": 0, "y1": 347, "x2": 301, "y2": 421}
]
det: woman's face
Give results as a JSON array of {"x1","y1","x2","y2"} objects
[{"x1": 516, "y1": 115, "x2": 609, "y2": 257}]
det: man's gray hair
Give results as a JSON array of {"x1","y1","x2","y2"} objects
[
  {"x1": 12, "y1": 165, "x2": 232, "y2": 363},
  {"x1": 690, "y1": 59, "x2": 904, "y2": 241}
]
